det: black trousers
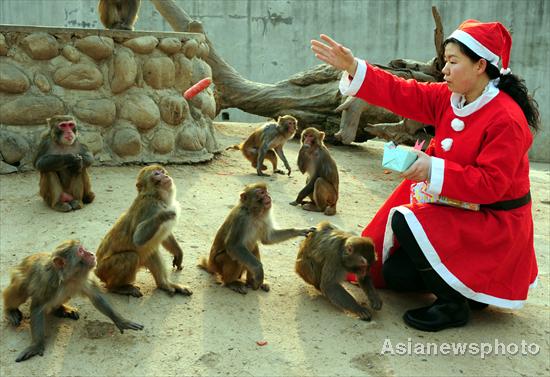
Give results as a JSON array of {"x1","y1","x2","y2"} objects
[{"x1": 383, "y1": 211, "x2": 463, "y2": 301}]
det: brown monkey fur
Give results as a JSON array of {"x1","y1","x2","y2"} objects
[
  {"x1": 98, "y1": 0, "x2": 140, "y2": 30},
  {"x1": 3, "y1": 240, "x2": 144, "y2": 362},
  {"x1": 199, "y1": 182, "x2": 313, "y2": 294},
  {"x1": 228, "y1": 115, "x2": 297, "y2": 176},
  {"x1": 95, "y1": 165, "x2": 191, "y2": 298},
  {"x1": 295, "y1": 221, "x2": 382, "y2": 321},
  {"x1": 34, "y1": 115, "x2": 95, "y2": 212},
  {"x1": 290, "y1": 127, "x2": 339, "y2": 215}
]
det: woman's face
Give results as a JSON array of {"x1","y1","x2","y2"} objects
[{"x1": 442, "y1": 42, "x2": 485, "y2": 96}]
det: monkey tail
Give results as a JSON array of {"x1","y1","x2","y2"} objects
[
  {"x1": 197, "y1": 257, "x2": 213, "y2": 274},
  {"x1": 225, "y1": 143, "x2": 241, "y2": 151}
]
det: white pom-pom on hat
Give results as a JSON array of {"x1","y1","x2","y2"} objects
[
  {"x1": 500, "y1": 67, "x2": 512, "y2": 75},
  {"x1": 451, "y1": 118, "x2": 465, "y2": 131},
  {"x1": 441, "y1": 138, "x2": 453, "y2": 152}
]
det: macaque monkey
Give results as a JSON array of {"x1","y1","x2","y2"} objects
[
  {"x1": 98, "y1": 0, "x2": 141, "y2": 30},
  {"x1": 295, "y1": 221, "x2": 382, "y2": 321},
  {"x1": 34, "y1": 115, "x2": 95, "y2": 212},
  {"x1": 2, "y1": 240, "x2": 144, "y2": 362},
  {"x1": 229, "y1": 115, "x2": 297, "y2": 176},
  {"x1": 95, "y1": 165, "x2": 191, "y2": 298},
  {"x1": 199, "y1": 182, "x2": 314, "y2": 294},
  {"x1": 290, "y1": 127, "x2": 339, "y2": 215}
]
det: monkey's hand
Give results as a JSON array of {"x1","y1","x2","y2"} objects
[
  {"x1": 68, "y1": 154, "x2": 84, "y2": 174},
  {"x1": 172, "y1": 253, "x2": 183, "y2": 270},
  {"x1": 114, "y1": 318, "x2": 144, "y2": 334},
  {"x1": 298, "y1": 227, "x2": 317, "y2": 237},
  {"x1": 249, "y1": 265, "x2": 264, "y2": 290},
  {"x1": 15, "y1": 343, "x2": 45, "y2": 362},
  {"x1": 357, "y1": 306, "x2": 373, "y2": 322},
  {"x1": 159, "y1": 210, "x2": 177, "y2": 222},
  {"x1": 287, "y1": 167, "x2": 292, "y2": 176},
  {"x1": 369, "y1": 295, "x2": 383, "y2": 311},
  {"x1": 289, "y1": 200, "x2": 300, "y2": 206}
]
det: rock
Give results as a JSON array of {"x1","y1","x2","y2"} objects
[
  {"x1": 79, "y1": 131, "x2": 104, "y2": 155},
  {"x1": 75, "y1": 36, "x2": 114, "y2": 60},
  {"x1": 109, "y1": 47, "x2": 137, "y2": 94},
  {"x1": 151, "y1": 128, "x2": 175, "y2": 154},
  {"x1": 159, "y1": 96, "x2": 189, "y2": 125},
  {"x1": 34, "y1": 73, "x2": 51, "y2": 93},
  {"x1": 0, "y1": 161, "x2": 18, "y2": 174},
  {"x1": 0, "y1": 130, "x2": 29, "y2": 164},
  {"x1": 0, "y1": 95, "x2": 65, "y2": 125},
  {"x1": 177, "y1": 125, "x2": 203, "y2": 151},
  {"x1": 74, "y1": 99, "x2": 116, "y2": 127},
  {"x1": 191, "y1": 58, "x2": 213, "y2": 83},
  {"x1": 173, "y1": 53, "x2": 193, "y2": 92},
  {"x1": 0, "y1": 63, "x2": 30, "y2": 93},
  {"x1": 21, "y1": 32, "x2": 59, "y2": 60},
  {"x1": 158, "y1": 38, "x2": 182, "y2": 55},
  {"x1": 197, "y1": 42, "x2": 210, "y2": 59},
  {"x1": 119, "y1": 94, "x2": 160, "y2": 130},
  {"x1": 62, "y1": 45, "x2": 81, "y2": 62},
  {"x1": 53, "y1": 64, "x2": 103, "y2": 90},
  {"x1": 143, "y1": 57, "x2": 175, "y2": 89},
  {"x1": 123, "y1": 36, "x2": 159, "y2": 54},
  {"x1": 112, "y1": 127, "x2": 141, "y2": 157},
  {"x1": 182, "y1": 39, "x2": 198, "y2": 59},
  {"x1": 0, "y1": 33, "x2": 8, "y2": 56}
]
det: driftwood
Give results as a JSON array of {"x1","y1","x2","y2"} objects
[{"x1": 151, "y1": 1, "x2": 445, "y2": 145}]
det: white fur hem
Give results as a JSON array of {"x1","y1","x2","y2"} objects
[
  {"x1": 382, "y1": 206, "x2": 535, "y2": 309},
  {"x1": 426, "y1": 157, "x2": 444, "y2": 195},
  {"x1": 339, "y1": 58, "x2": 367, "y2": 96}
]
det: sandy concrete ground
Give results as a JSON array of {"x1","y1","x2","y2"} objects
[{"x1": 0, "y1": 122, "x2": 549, "y2": 377}]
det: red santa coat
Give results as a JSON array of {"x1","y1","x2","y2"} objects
[{"x1": 343, "y1": 62, "x2": 537, "y2": 309}]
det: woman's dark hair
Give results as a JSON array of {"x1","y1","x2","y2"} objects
[{"x1": 444, "y1": 38, "x2": 540, "y2": 131}]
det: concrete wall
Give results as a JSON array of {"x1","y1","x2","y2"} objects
[{"x1": 1, "y1": 0, "x2": 548, "y2": 161}]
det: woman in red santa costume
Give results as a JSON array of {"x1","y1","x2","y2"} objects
[{"x1": 311, "y1": 19, "x2": 540, "y2": 332}]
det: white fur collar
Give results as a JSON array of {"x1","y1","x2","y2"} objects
[{"x1": 450, "y1": 79, "x2": 499, "y2": 117}]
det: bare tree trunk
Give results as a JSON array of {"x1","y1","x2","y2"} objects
[{"x1": 151, "y1": 0, "x2": 445, "y2": 145}]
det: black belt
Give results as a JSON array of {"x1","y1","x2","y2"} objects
[{"x1": 482, "y1": 191, "x2": 531, "y2": 210}]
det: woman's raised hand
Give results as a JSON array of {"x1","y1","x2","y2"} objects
[{"x1": 310, "y1": 34, "x2": 357, "y2": 75}]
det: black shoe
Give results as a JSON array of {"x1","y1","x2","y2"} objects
[
  {"x1": 403, "y1": 299, "x2": 470, "y2": 332},
  {"x1": 467, "y1": 299, "x2": 489, "y2": 311}
]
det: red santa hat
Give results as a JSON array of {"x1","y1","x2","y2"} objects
[{"x1": 448, "y1": 19, "x2": 512, "y2": 75}]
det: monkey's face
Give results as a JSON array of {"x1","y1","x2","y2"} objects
[
  {"x1": 301, "y1": 128, "x2": 324, "y2": 148},
  {"x1": 255, "y1": 187, "x2": 272, "y2": 209},
  {"x1": 342, "y1": 239, "x2": 375, "y2": 277},
  {"x1": 283, "y1": 118, "x2": 297, "y2": 134},
  {"x1": 151, "y1": 169, "x2": 173, "y2": 190},
  {"x1": 136, "y1": 165, "x2": 173, "y2": 193},
  {"x1": 54, "y1": 120, "x2": 77, "y2": 146},
  {"x1": 77, "y1": 244, "x2": 96, "y2": 268}
]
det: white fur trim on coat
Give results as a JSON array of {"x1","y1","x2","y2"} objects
[{"x1": 339, "y1": 58, "x2": 367, "y2": 96}]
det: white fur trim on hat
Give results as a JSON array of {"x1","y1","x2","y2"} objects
[
  {"x1": 448, "y1": 29, "x2": 500, "y2": 69},
  {"x1": 441, "y1": 138, "x2": 453, "y2": 152},
  {"x1": 451, "y1": 118, "x2": 465, "y2": 132},
  {"x1": 500, "y1": 67, "x2": 512, "y2": 75}
]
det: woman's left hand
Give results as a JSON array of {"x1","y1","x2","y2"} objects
[{"x1": 401, "y1": 150, "x2": 431, "y2": 182}]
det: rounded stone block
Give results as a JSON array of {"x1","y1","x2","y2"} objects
[
  {"x1": 110, "y1": 47, "x2": 137, "y2": 94},
  {"x1": 34, "y1": 73, "x2": 51, "y2": 93},
  {"x1": 0, "y1": 95, "x2": 64, "y2": 125},
  {"x1": 53, "y1": 64, "x2": 103, "y2": 90},
  {"x1": 182, "y1": 39, "x2": 198, "y2": 59},
  {"x1": 177, "y1": 125, "x2": 203, "y2": 151},
  {"x1": 159, "y1": 95, "x2": 189, "y2": 125},
  {"x1": 0, "y1": 34, "x2": 8, "y2": 56},
  {"x1": 0, "y1": 130, "x2": 30, "y2": 164},
  {"x1": 143, "y1": 57, "x2": 175, "y2": 89},
  {"x1": 75, "y1": 36, "x2": 114, "y2": 60},
  {"x1": 123, "y1": 36, "x2": 159, "y2": 54},
  {"x1": 191, "y1": 58, "x2": 213, "y2": 83},
  {"x1": 173, "y1": 53, "x2": 193, "y2": 92},
  {"x1": 21, "y1": 32, "x2": 59, "y2": 60},
  {"x1": 119, "y1": 94, "x2": 160, "y2": 130},
  {"x1": 62, "y1": 45, "x2": 81, "y2": 62},
  {"x1": 79, "y1": 131, "x2": 104, "y2": 155},
  {"x1": 197, "y1": 42, "x2": 210, "y2": 59},
  {"x1": 0, "y1": 63, "x2": 30, "y2": 93},
  {"x1": 74, "y1": 99, "x2": 116, "y2": 126},
  {"x1": 151, "y1": 128, "x2": 175, "y2": 154},
  {"x1": 158, "y1": 38, "x2": 182, "y2": 55},
  {"x1": 112, "y1": 127, "x2": 141, "y2": 157}
]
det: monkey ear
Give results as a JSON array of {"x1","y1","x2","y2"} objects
[
  {"x1": 240, "y1": 192, "x2": 247, "y2": 202},
  {"x1": 53, "y1": 256, "x2": 65, "y2": 269},
  {"x1": 344, "y1": 244, "x2": 353, "y2": 255},
  {"x1": 319, "y1": 131, "x2": 326, "y2": 141}
]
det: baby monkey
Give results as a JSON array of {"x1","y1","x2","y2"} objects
[
  {"x1": 295, "y1": 221, "x2": 382, "y2": 321},
  {"x1": 230, "y1": 115, "x2": 297, "y2": 176}
]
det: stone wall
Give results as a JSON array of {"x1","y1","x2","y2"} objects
[{"x1": 0, "y1": 25, "x2": 219, "y2": 174}]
